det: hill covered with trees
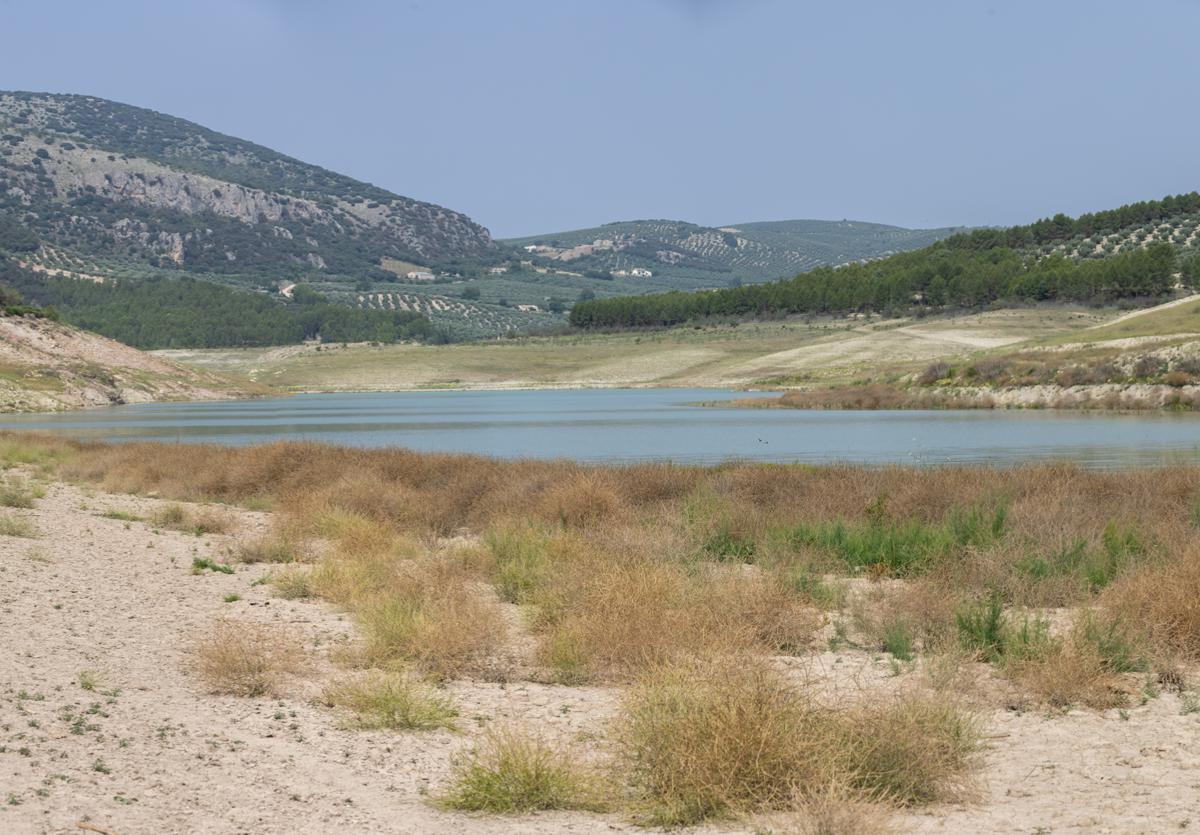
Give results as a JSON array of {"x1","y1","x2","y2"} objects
[
  {"x1": 570, "y1": 194, "x2": 1200, "y2": 330},
  {"x1": 0, "y1": 249, "x2": 439, "y2": 349}
]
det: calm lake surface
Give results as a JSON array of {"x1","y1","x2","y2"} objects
[{"x1": 2, "y1": 388, "x2": 1199, "y2": 467}]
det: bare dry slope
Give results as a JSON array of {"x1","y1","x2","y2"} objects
[{"x1": 0, "y1": 313, "x2": 265, "y2": 412}]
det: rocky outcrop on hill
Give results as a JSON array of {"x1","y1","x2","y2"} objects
[{"x1": 0, "y1": 91, "x2": 496, "y2": 276}]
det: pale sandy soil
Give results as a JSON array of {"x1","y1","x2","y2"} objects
[
  {"x1": 1, "y1": 482, "x2": 1197, "y2": 834},
  {"x1": 0, "y1": 316, "x2": 263, "y2": 413},
  {"x1": 155, "y1": 308, "x2": 1109, "y2": 393}
]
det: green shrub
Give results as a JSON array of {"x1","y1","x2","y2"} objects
[
  {"x1": 882, "y1": 622, "x2": 916, "y2": 661},
  {"x1": 441, "y1": 727, "x2": 605, "y2": 813},
  {"x1": 955, "y1": 594, "x2": 1007, "y2": 661}
]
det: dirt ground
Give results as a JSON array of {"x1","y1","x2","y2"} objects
[
  {"x1": 155, "y1": 307, "x2": 1109, "y2": 393},
  {"x1": 1, "y1": 482, "x2": 1198, "y2": 834}
]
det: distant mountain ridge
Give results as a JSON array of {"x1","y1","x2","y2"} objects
[
  {"x1": 0, "y1": 91, "x2": 497, "y2": 279},
  {"x1": 503, "y1": 217, "x2": 962, "y2": 288}
]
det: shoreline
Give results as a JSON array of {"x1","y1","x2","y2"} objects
[{"x1": 721, "y1": 381, "x2": 1200, "y2": 414}]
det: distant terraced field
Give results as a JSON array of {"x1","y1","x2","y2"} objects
[{"x1": 351, "y1": 290, "x2": 552, "y2": 338}]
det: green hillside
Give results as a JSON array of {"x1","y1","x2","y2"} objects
[{"x1": 571, "y1": 193, "x2": 1200, "y2": 329}]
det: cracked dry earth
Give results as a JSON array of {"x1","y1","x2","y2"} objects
[{"x1": 1, "y1": 481, "x2": 1198, "y2": 834}]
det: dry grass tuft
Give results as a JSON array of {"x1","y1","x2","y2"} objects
[
  {"x1": 441, "y1": 726, "x2": 608, "y2": 813},
  {"x1": 269, "y1": 565, "x2": 314, "y2": 600},
  {"x1": 0, "y1": 477, "x2": 39, "y2": 508},
  {"x1": 352, "y1": 556, "x2": 507, "y2": 679},
  {"x1": 838, "y1": 693, "x2": 978, "y2": 805},
  {"x1": 1000, "y1": 612, "x2": 1147, "y2": 709},
  {"x1": 537, "y1": 471, "x2": 623, "y2": 528},
  {"x1": 1103, "y1": 547, "x2": 1200, "y2": 660},
  {"x1": 534, "y1": 554, "x2": 730, "y2": 682},
  {"x1": 1004, "y1": 640, "x2": 1128, "y2": 710},
  {"x1": 236, "y1": 533, "x2": 301, "y2": 564},
  {"x1": 151, "y1": 502, "x2": 236, "y2": 536},
  {"x1": 323, "y1": 669, "x2": 457, "y2": 730},
  {"x1": 191, "y1": 619, "x2": 306, "y2": 697},
  {"x1": 760, "y1": 788, "x2": 895, "y2": 835},
  {"x1": 616, "y1": 659, "x2": 826, "y2": 825},
  {"x1": 615, "y1": 658, "x2": 976, "y2": 825},
  {"x1": 0, "y1": 512, "x2": 39, "y2": 538}
]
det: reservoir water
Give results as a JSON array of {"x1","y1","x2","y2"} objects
[{"x1": 0, "y1": 388, "x2": 1198, "y2": 467}]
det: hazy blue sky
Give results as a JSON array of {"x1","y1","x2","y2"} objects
[{"x1": 1, "y1": 0, "x2": 1197, "y2": 237}]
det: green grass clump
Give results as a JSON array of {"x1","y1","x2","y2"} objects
[
  {"x1": 701, "y1": 521, "x2": 757, "y2": 562},
  {"x1": 1017, "y1": 523, "x2": 1146, "y2": 592},
  {"x1": 882, "y1": 622, "x2": 916, "y2": 661},
  {"x1": 785, "y1": 501, "x2": 1007, "y2": 576},
  {"x1": 323, "y1": 670, "x2": 457, "y2": 731},
  {"x1": 192, "y1": 557, "x2": 235, "y2": 575},
  {"x1": 99, "y1": 509, "x2": 142, "y2": 522},
  {"x1": 0, "y1": 438, "x2": 66, "y2": 469},
  {"x1": 1075, "y1": 612, "x2": 1147, "y2": 673},
  {"x1": 955, "y1": 594, "x2": 1008, "y2": 661},
  {"x1": 441, "y1": 727, "x2": 605, "y2": 813},
  {"x1": 955, "y1": 595, "x2": 1056, "y2": 664},
  {"x1": 486, "y1": 525, "x2": 550, "y2": 604}
]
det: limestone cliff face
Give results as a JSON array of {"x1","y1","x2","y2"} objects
[{"x1": 0, "y1": 92, "x2": 496, "y2": 274}]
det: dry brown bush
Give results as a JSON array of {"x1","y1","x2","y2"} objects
[
  {"x1": 191, "y1": 619, "x2": 306, "y2": 697},
  {"x1": 537, "y1": 471, "x2": 624, "y2": 528},
  {"x1": 1003, "y1": 640, "x2": 1129, "y2": 710},
  {"x1": 1103, "y1": 546, "x2": 1200, "y2": 660},
  {"x1": 354, "y1": 556, "x2": 508, "y2": 679},
  {"x1": 615, "y1": 658, "x2": 976, "y2": 826},
  {"x1": 150, "y1": 502, "x2": 236, "y2": 535}
]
